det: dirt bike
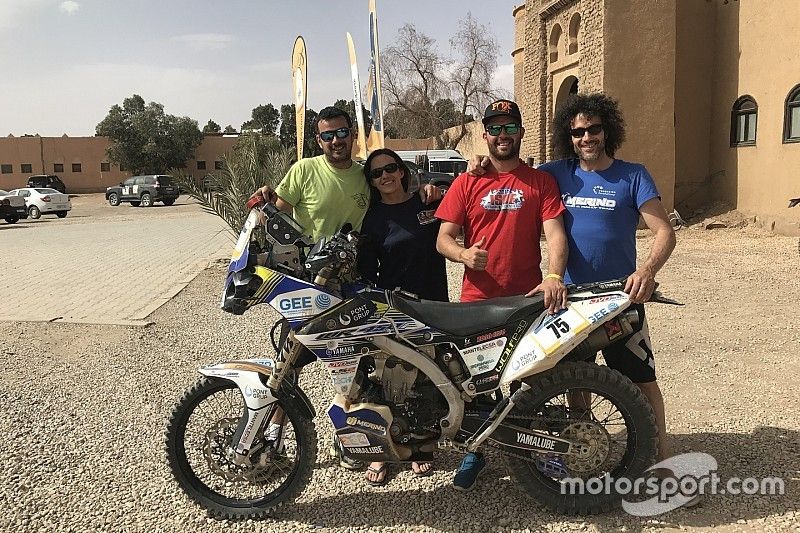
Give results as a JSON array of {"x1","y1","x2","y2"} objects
[{"x1": 165, "y1": 200, "x2": 677, "y2": 518}]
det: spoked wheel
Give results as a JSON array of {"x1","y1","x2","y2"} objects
[
  {"x1": 506, "y1": 362, "x2": 657, "y2": 515},
  {"x1": 165, "y1": 377, "x2": 317, "y2": 519}
]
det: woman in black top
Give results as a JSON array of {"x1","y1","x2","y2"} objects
[
  {"x1": 357, "y1": 148, "x2": 448, "y2": 486},
  {"x1": 358, "y1": 149, "x2": 448, "y2": 301}
]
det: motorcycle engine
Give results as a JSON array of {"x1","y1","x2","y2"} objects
[{"x1": 367, "y1": 356, "x2": 447, "y2": 445}]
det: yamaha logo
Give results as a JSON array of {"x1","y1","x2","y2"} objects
[{"x1": 315, "y1": 294, "x2": 332, "y2": 309}]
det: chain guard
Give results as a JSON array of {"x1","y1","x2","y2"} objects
[{"x1": 485, "y1": 410, "x2": 613, "y2": 479}]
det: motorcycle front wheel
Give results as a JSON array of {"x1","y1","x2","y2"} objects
[
  {"x1": 165, "y1": 377, "x2": 317, "y2": 519},
  {"x1": 507, "y1": 361, "x2": 658, "y2": 515}
]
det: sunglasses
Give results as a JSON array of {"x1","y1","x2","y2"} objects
[
  {"x1": 485, "y1": 123, "x2": 521, "y2": 136},
  {"x1": 319, "y1": 127, "x2": 351, "y2": 142},
  {"x1": 569, "y1": 123, "x2": 603, "y2": 138},
  {"x1": 369, "y1": 162, "x2": 401, "y2": 179}
]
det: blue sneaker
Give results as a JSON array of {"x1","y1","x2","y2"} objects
[{"x1": 453, "y1": 452, "x2": 486, "y2": 492}]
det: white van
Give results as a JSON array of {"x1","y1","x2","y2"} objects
[{"x1": 395, "y1": 149, "x2": 468, "y2": 176}]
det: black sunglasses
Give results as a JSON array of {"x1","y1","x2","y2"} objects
[
  {"x1": 569, "y1": 123, "x2": 603, "y2": 138},
  {"x1": 485, "y1": 123, "x2": 521, "y2": 136},
  {"x1": 369, "y1": 162, "x2": 400, "y2": 179},
  {"x1": 319, "y1": 127, "x2": 351, "y2": 142}
]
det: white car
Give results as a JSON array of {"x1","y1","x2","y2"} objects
[{"x1": 8, "y1": 188, "x2": 71, "y2": 219}]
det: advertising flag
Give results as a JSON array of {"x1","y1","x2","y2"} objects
[{"x1": 291, "y1": 36, "x2": 307, "y2": 161}]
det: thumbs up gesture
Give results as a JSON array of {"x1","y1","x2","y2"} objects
[{"x1": 459, "y1": 236, "x2": 489, "y2": 270}]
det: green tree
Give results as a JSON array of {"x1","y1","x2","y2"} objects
[
  {"x1": 241, "y1": 103, "x2": 280, "y2": 135},
  {"x1": 223, "y1": 125, "x2": 237, "y2": 134},
  {"x1": 95, "y1": 94, "x2": 203, "y2": 174},
  {"x1": 278, "y1": 104, "x2": 322, "y2": 158},
  {"x1": 171, "y1": 134, "x2": 293, "y2": 236},
  {"x1": 203, "y1": 120, "x2": 221, "y2": 133}
]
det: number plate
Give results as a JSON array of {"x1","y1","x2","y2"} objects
[{"x1": 531, "y1": 307, "x2": 590, "y2": 355}]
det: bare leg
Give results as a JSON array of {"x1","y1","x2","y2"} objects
[{"x1": 636, "y1": 380, "x2": 670, "y2": 461}]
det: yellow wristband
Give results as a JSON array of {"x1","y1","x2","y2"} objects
[{"x1": 544, "y1": 273, "x2": 563, "y2": 282}]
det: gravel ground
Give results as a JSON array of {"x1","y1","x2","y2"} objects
[{"x1": 1, "y1": 225, "x2": 798, "y2": 533}]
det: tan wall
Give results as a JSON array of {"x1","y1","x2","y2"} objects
[
  {"x1": 673, "y1": 0, "x2": 716, "y2": 213},
  {"x1": 0, "y1": 135, "x2": 236, "y2": 193},
  {"x1": 603, "y1": 1, "x2": 676, "y2": 210},
  {"x1": 708, "y1": 0, "x2": 800, "y2": 232}
]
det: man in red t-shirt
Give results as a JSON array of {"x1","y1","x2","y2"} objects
[
  {"x1": 434, "y1": 98, "x2": 569, "y2": 491},
  {"x1": 436, "y1": 99, "x2": 568, "y2": 308}
]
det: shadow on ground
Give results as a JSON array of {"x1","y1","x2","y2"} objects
[{"x1": 277, "y1": 426, "x2": 798, "y2": 532}]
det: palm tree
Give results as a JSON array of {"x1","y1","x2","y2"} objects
[{"x1": 172, "y1": 133, "x2": 293, "y2": 236}]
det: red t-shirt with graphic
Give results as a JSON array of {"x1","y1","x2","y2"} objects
[{"x1": 435, "y1": 165, "x2": 565, "y2": 302}]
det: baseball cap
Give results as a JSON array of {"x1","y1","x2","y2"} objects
[{"x1": 482, "y1": 99, "x2": 522, "y2": 125}]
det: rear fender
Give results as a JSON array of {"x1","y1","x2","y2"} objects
[{"x1": 502, "y1": 292, "x2": 631, "y2": 384}]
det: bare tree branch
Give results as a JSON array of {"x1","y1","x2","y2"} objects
[{"x1": 381, "y1": 15, "x2": 502, "y2": 150}]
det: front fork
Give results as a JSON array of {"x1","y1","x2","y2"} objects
[
  {"x1": 199, "y1": 330, "x2": 306, "y2": 463},
  {"x1": 200, "y1": 361, "x2": 281, "y2": 461}
]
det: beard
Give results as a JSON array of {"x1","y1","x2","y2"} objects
[
  {"x1": 573, "y1": 139, "x2": 605, "y2": 161},
  {"x1": 488, "y1": 138, "x2": 520, "y2": 161},
  {"x1": 324, "y1": 141, "x2": 352, "y2": 163}
]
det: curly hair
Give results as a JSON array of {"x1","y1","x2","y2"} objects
[{"x1": 552, "y1": 93, "x2": 626, "y2": 159}]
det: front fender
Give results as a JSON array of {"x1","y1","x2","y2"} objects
[{"x1": 199, "y1": 358, "x2": 315, "y2": 419}]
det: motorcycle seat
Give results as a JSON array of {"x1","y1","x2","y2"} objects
[{"x1": 392, "y1": 292, "x2": 546, "y2": 337}]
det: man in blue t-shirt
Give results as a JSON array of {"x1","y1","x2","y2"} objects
[
  {"x1": 463, "y1": 93, "x2": 678, "y2": 490},
  {"x1": 537, "y1": 93, "x2": 676, "y2": 467}
]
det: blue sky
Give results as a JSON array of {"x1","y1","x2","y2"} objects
[{"x1": 1, "y1": 0, "x2": 517, "y2": 136}]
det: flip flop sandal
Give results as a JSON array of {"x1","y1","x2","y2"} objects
[
  {"x1": 411, "y1": 462, "x2": 434, "y2": 477},
  {"x1": 365, "y1": 464, "x2": 389, "y2": 487}
]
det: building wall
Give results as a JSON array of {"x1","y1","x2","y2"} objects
[
  {"x1": 0, "y1": 135, "x2": 237, "y2": 193},
  {"x1": 603, "y1": 0, "x2": 677, "y2": 210},
  {"x1": 708, "y1": 0, "x2": 800, "y2": 232},
  {"x1": 512, "y1": 0, "x2": 800, "y2": 230},
  {"x1": 514, "y1": 0, "x2": 602, "y2": 164},
  {"x1": 673, "y1": 0, "x2": 716, "y2": 213}
]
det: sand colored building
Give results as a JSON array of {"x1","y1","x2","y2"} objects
[
  {"x1": 0, "y1": 135, "x2": 237, "y2": 193},
  {"x1": 510, "y1": 0, "x2": 800, "y2": 233}
]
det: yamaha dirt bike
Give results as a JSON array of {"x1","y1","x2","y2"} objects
[{"x1": 165, "y1": 200, "x2": 677, "y2": 518}]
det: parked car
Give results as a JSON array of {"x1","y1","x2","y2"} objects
[
  {"x1": 403, "y1": 160, "x2": 456, "y2": 193},
  {"x1": 27, "y1": 174, "x2": 67, "y2": 194},
  {"x1": 8, "y1": 188, "x2": 71, "y2": 219},
  {"x1": 0, "y1": 189, "x2": 29, "y2": 224},
  {"x1": 105, "y1": 175, "x2": 180, "y2": 207}
]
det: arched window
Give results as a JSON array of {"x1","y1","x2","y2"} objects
[
  {"x1": 784, "y1": 84, "x2": 800, "y2": 143},
  {"x1": 568, "y1": 13, "x2": 581, "y2": 55},
  {"x1": 731, "y1": 95, "x2": 757, "y2": 147},
  {"x1": 549, "y1": 24, "x2": 562, "y2": 64}
]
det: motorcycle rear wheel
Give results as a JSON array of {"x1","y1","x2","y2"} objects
[
  {"x1": 165, "y1": 377, "x2": 317, "y2": 519},
  {"x1": 507, "y1": 361, "x2": 658, "y2": 515}
]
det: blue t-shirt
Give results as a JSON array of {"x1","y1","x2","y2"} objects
[{"x1": 538, "y1": 158, "x2": 660, "y2": 284}]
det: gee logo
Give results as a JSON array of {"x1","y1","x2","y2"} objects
[{"x1": 315, "y1": 294, "x2": 332, "y2": 310}]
